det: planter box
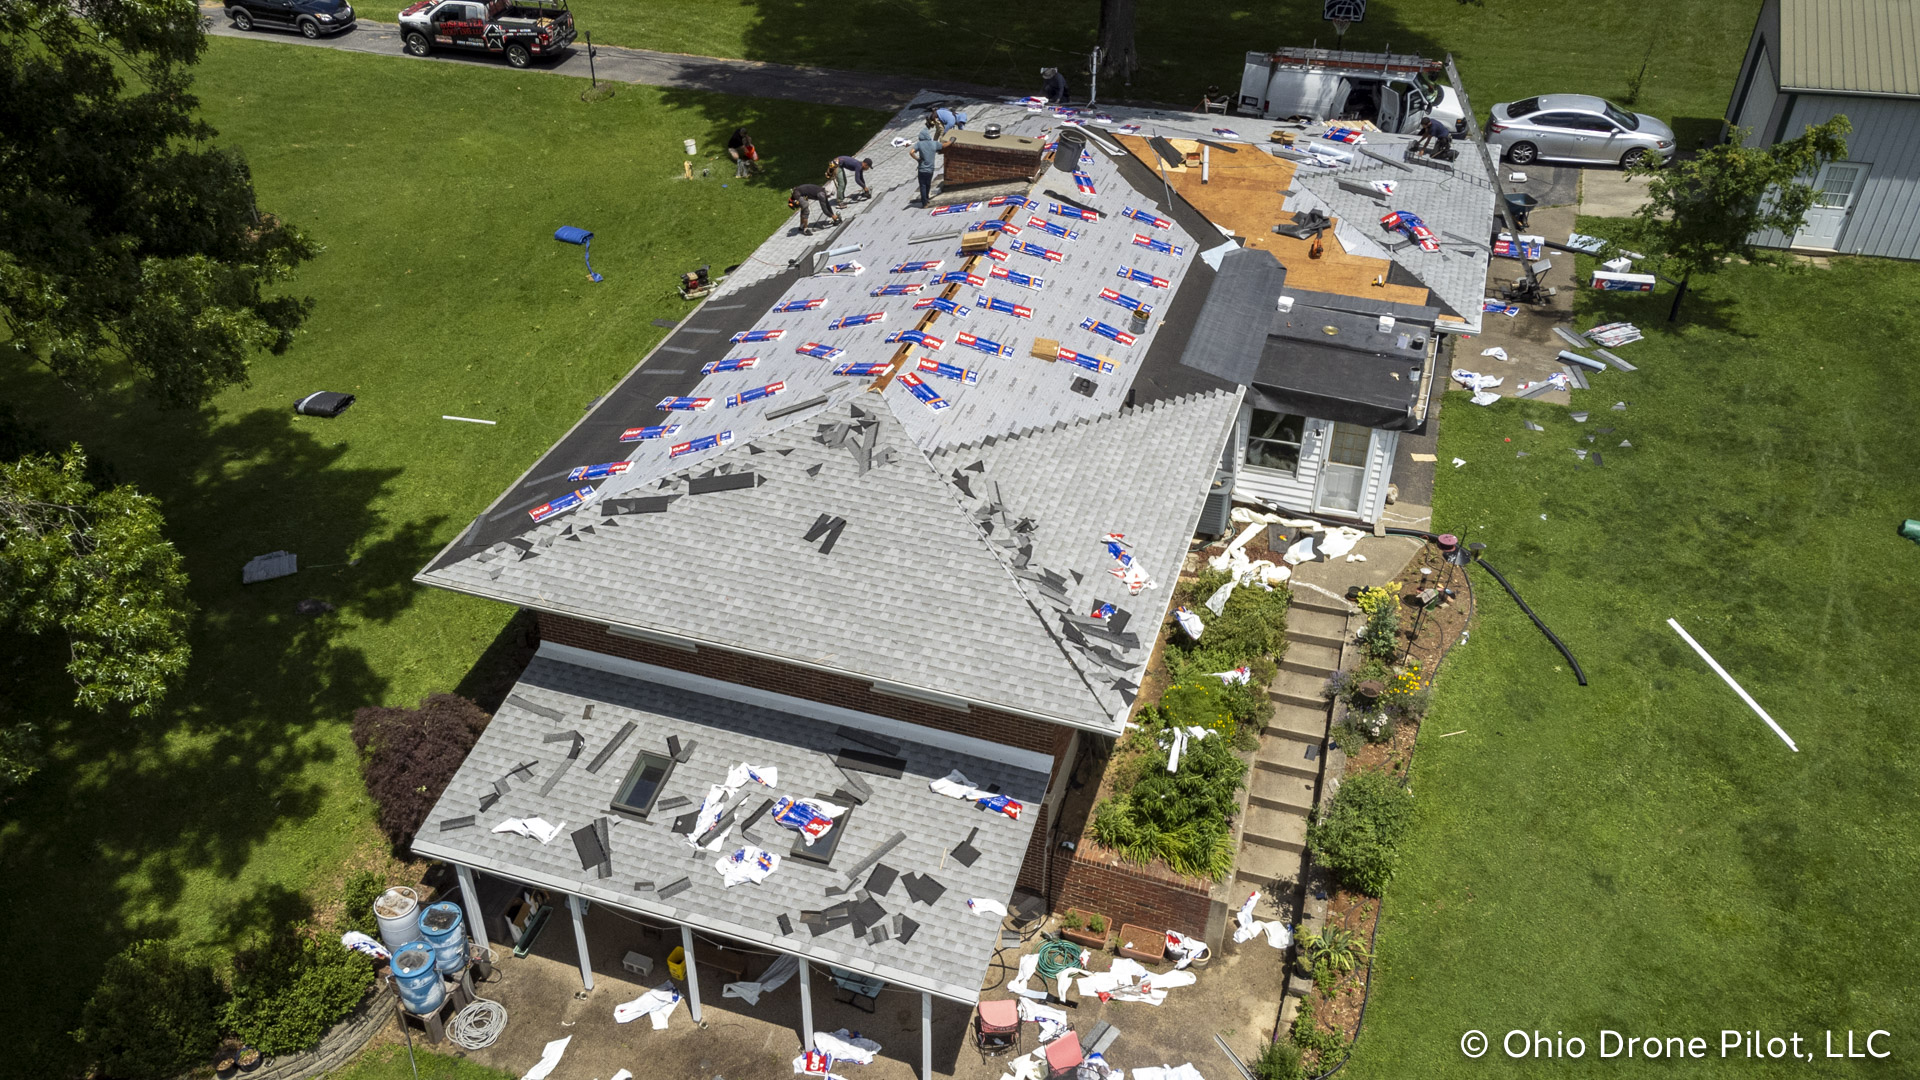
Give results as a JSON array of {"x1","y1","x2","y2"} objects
[
  {"x1": 1060, "y1": 908, "x2": 1110, "y2": 949},
  {"x1": 1117, "y1": 923, "x2": 1166, "y2": 964}
]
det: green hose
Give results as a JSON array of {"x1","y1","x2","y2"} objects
[{"x1": 1034, "y1": 938, "x2": 1085, "y2": 979}]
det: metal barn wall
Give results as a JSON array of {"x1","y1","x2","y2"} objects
[
  {"x1": 1728, "y1": 0, "x2": 1783, "y2": 144},
  {"x1": 1755, "y1": 93, "x2": 1920, "y2": 257}
]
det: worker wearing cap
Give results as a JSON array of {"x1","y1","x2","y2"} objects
[
  {"x1": 1041, "y1": 67, "x2": 1068, "y2": 104},
  {"x1": 935, "y1": 106, "x2": 968, "y2": 132},
  {"x1": 828, "y1": 155, "x2": 874, "y2": 206},
  {"x1": 788, "y1": 184, "x2": 841, "y2": 235},
  {"x1": 1415, "y1": 114, "x2": 1454, "y2": 157}
]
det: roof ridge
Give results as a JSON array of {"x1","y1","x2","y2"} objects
[{"x1": 928, "y1": 387, "x2": 1236, "y2": 459}]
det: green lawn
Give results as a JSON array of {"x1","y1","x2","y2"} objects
[
  {"x1": 323, "y1": 1043, "x2": 512, "y2": 1080},
  {"x1": 356, "y1": 0, "x2": 1755, "y2": 132},
  {"x1": 1344, "y1": 254, "x2": 1920, "y2": 1077},
  {"x1": 0, "y1": 38, "x2": 882, "y2": 1079}
]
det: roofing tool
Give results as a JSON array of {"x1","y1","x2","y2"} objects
[
  {"x1": 1072, "y1": 171, "x2": 1098, "y2": 194},
  {"x1": 917, "y1": 357, "x2": 979, "y2": 385},
  {"x1": 701, "y1": 357, "x2": 759, "y2": 374},
  {"x1": 668, "y1": 431, "x2": 732, "y2": 459},
  {"x1": 832, "y1": 361, "x2": 891, "y2": 377},
  {"x1": 795, "y1": 342, "x2": 845, "y2": 360},
  {"x1": 830, "y1": 311, "x2": 887, "y2": 329},
  {"x1": 896, "y1": 371, "x2": 950, "y2": 411},
  {"x1": 773, "y1": 298, "x2": 826, "y2": 313},
  {"x1": 1012, "y1": 241, "x2": 1064, "y2": 263},
  {"x1": 939, "y1": 269, "x2": 986, "y2": 287},
  {"x1": 912, "y1": 295, "x2": 971, "y2": 316},
  {"x1": 1121, "y1": 206, "x2": 1172, "y2": 230},
  {"x1": 954, "y1": 332, "x2": 1014, "y2": 357},
  {"x1": 818, "y1": 261, "x2": 864, "y2": 275},
  {"x1": 1131, "y1": 234, "x2": 1185, "y2": 257},
  {"x1": 1080, "y1": 318, "x2": 1137, "y2": 346},
  {"x1": 989, "y1": 266, "x2": 1045, "y2": 291},
  {"x1": 552, "y1": 226, "x2": 602, "y2": 283},
  {"x1": 927, "y1": 201, "x2": 984, "y2": 216},
  {"x1": 974, "y1": 294, "x2": 1033, "y2": 319},
  {"x1": 529, "y1": 486, "x2": 594, "y2": 522},
  {"x1": 726, "y1": 381, "x2": 786, "y2": 408},
  {"x1": 870, "y1": 282, "x2": 925, "y2": 297},
  {"x1": 618, "y1": 423, "x2": 681, "y2": 442},
  {"x1": 731, "y1": 328, "x2": 785, "y2": 344},
  {"x1": 891, "y1": 259, "x2": 944, "y2": 274},
  {"x1": 1049, "y1": 202, "x2": 1099, "y2": 222},
  {"x1": 1025, "y1": 216, "x2": 1079, "y2": 241},
  {"x1": 1056, "y1": 347, "x2": 1115, "y2": 374},
  {"x1": 656, "y1": 395, "x2": 713, "y2": 411},
  {"x1": 1117, "y1": 266, "x2": 1170, "y2": 289},
  {"x1": 969, "y1": 219, "x2": 1022, "y2": 236},
  {"x1": 567, "y1": 461, "x2": 633, "y2": 482},
  {"x1": 1099, "y1": 288, "x2": 1153, "y2": 315},
  {"x1": 887, "y1": 328, "x2": 946, "y2": 350}
]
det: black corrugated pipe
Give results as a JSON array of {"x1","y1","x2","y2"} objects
[{"x1": 1470, "y1": 558, "x2": 1587, "y2": 686}]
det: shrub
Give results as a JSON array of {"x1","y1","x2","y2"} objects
[
  {"x1": 1253, "y1": 1040, "x2": 1305, "y2": 1080},
  {"x1": 1354, "y1": 586, "x2": 1401, "y2": 660},
  {"x1": 341, "y1": 870, "x2": 385, "y2": 936},
  {"x1": 1301, "y1": 924, "x2": 1371, "y2": 982},
  {"x1": 1308, "y1": 771, "x2": 1416, "y2": 896},
  {"x1": 73, "y1": 939, "x2": 226, "y2": 1078},
  {"x1": 1093, "y1": 713, "x2": 1246, "y2": 880},
  {"x1": 1289, "y1": 995, "x2": 1349, "y2": 1063},
  {"x1": 352, "y1": 693, "x2": 490, "y2": 850},
  {"x1": 226, "y1": 930, "x2": 376, "y2": 1057},
  {"x1": 1166, "y1": 570, "x2": 1291, "y2": 679}
]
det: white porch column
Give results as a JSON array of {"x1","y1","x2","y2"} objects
[
  {"x1": 797, "y1": 958, "x2": 815, "y2": 1051},
  {"x1": 921, "y1": 991, "x2": 934, "y2": 1080},
  {"x1": 679, "y1": 924, "x2": 704, "y2": 1022},
  {"x1": 454, "y1": 865, "x2": 490, "y2": 957},
  {"x1": 568, "y1": 895, "x2": 594, "y2": 991}
]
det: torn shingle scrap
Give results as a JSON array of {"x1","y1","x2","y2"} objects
[{"x1": 507, "y1": 694, "x2": 564, "y2": 722}]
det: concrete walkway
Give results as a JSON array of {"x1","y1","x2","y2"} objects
[{"x1": 198, "y1": 5, "x2": 1007, "y2": 109}]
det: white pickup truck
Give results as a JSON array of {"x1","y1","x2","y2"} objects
[
  {"x1": 1237, "y1": 48, "x2": 1464, "y2": 134},
  {"x1": 398, "y1": 0, "x2": 576, "y2": 68}
]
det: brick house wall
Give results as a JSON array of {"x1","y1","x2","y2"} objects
[{"x1": 1049, "y1": 839, "x2": 1216, "y2": 943}]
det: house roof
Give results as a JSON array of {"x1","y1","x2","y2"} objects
[
  {"x1": 1779, "y1": 0, "x2": 1920, "y2": 98},
  {"x1": 1252, "y1": 303, "x2": 1432, "y2": 431},
  {"x1": 413, "y1": 648, "x2": 1047, "y2": 1003}
]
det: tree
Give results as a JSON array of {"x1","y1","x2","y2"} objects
[
  {"x1": 1097, "y1": 0, "x2": 1137, "y2": 85},
  {"x1": 1623, "y1": 117, "x2": 1850, "y2": 321},
  {"x1": 0, "y1": 444, "x2": 193, "y2": 733},
  {"x1": 1, "y1": 0, "x2": 317, "y2": 406}
]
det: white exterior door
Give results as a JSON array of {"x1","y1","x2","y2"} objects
[
  {"x1": 1315, "y1": 423, "x2": 1373, "y2": 515},
  {"x1": 1793, "y1": 162, "x2": 1865, "y2": 249}
]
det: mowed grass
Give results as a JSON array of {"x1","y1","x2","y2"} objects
[
  {"x1": 0, "y1": 38, "x2": 883, "y2": 1078},
  {"x1": 354, "y1": 0, "x2": 1756, "y2": 129},
  {"x1": 1343, "y1": 256, "x2": 1920, "y2": 1077}
]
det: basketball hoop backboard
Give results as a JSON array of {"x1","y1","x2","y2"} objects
[{"x1": 1324, "y1": 0, "x2": 1366, "y2": 22}]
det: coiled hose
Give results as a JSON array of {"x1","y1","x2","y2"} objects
[
  {"x1": 1034, "y1": 938, "x2": 1086, "y2": 980},
  {"x1": 448, "y1": 997, "x2": 508, "y2": 1050}
]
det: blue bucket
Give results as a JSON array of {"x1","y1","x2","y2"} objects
[
  {"x1": 392, "y1": 941, "x2": 446, "y2": 1015},
  {"x1": 419, "y1": 902, "x2": 468, "y2": 975}
]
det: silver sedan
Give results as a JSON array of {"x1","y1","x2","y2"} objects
[{"x1": 1486, "y1": 94, "x2": 1676, "y2": 168}]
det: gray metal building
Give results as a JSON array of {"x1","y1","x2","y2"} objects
[{"x1": 1728, "y1": 0, "x2": 1920, "y2": 256}]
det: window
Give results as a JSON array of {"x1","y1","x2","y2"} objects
[
  {"x1": 1815, "y1": 164, "x2": 1863, "y2": 208},
  {"x1": 610, "y1": 751, "x2": 675, "y2": 817},
  {"x1": 1567, "y1": 115, "x2": 1618, "y2": 133},
  {"x1": 1601, "y1": 100, "x2": 1640, "y2": 130},
  {"x1": 1506, "y1": 96, "x2": 1542, "y2": 117},
  {"x1": 1530, "y1": 112, "x2": 1582, "y2": 129},
  {"x1": 1327, "y1": 423, "x2": 1371, "y2": 467},
  {"x1": 1247, "y1": 410, "x2": 1306, "y2": 474}
]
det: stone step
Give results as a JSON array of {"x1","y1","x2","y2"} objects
[
  {"x1": 1255, "y1": 736, "x2": 1323, "y2": 780},
  {"x1": 1291, "y1": 592, "x2": 1353, "y2": 619},
  {"x1": 1242, "y1": 805, "x2": 1309, "y2": 852},
  {"x1": 1270, "y1": 667, "x2": 1331, "y2": 710},
  {"x1": 1265, "y1": 701, "x2": 1328, "y2": 742},
  {"x1": 1287, "y1": 605, "x2": 1350, "y2": 640},
  {"x1": 1232, "y1": 841, "x2": 1301, "y2": 890},
  {"x1": 1287, "y1": 629, "x2": 1347, "y2": 652},
  {"x1": 1279, "y1": 640, "x2": 1340, "y2": 675},
  {"x1": 1250, "y1": 768, "x2": 1316, "y2": 813}
]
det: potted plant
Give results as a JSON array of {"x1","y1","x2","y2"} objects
[
  {"x1": 1060, "y1": 908, "x2": 1109, "y2": 949},
  {"x1": 238, "y1": 1046, "x2": 263, "y2": 1073},
  {"x1": 214, "y1": 1045, "x2": 240, "y2": 1078}
]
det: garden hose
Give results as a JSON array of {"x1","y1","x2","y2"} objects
[
  {"x1": 1470, "y1": 558, "x2": 1588, "y2": 686},
  {"x1": 1034, "y1": 938, "x2": 1086, "y2": 980},
  {"x1": 447, "y1": 997, "x2": 508, "y2": 1050}
]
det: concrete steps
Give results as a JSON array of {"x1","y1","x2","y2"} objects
[
  {"x1": 1265, "y1": 699, "x2": 1327, "y2": 742},
  {"x1": 1269, "y1": 667, "x2": 1331, "y2": 710},
  {"x1": 1250, "y1": 768, "x2": 1316, "y2": 814},
  {"x1": 1233, "y1": 842, "x2": 1301, "y2": 890},
  {"x1": 1241, "y1": 805, "x2": 1309, "y2": 852},
  {"x1": 1255, "y1": 735, "x2": 1322, "y2": 780},
  {"x1": 1279, "y1": 640, "x2": 1341, "y2": 676}
]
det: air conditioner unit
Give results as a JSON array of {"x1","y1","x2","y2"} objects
[{"x1": 1197, "y1": 468, "x2": 1237, "y2": 538}]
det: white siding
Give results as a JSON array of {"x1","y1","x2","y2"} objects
[
  {"x1": 1228, "y1": 405, "x2": 1399, "y2": 524},
  {"x1": 1758, "y1": 93, "x2": 1920, "y2": 259}
]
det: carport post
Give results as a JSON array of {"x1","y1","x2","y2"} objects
[
  {"x1": 920, "y1": 992, "x2": 933, "y2": 1080},
  {"x1": 567, "y1": 895, "x2": 594, "y2": 991},
  {"x1": 454, "y1": 865, "x2": 490, "y2": 957},
  {"x1": 679, "y1": 925, "x2": 704, "y2": 1022},
  {"x1": 797, "y1": 958, "x2": 815, "y2": 1050}
]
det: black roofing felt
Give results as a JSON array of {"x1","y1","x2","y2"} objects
[
  {"x1": 1178, "y1": 246, "x2": 1287, "y2": 388},
  {"x1": 1252, "y1": 305, "x2": 1428, "y2": 431}
]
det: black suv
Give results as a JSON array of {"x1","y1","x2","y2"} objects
[{"x1": 225, "y1": 0, "x2": 356, "y2": 38}]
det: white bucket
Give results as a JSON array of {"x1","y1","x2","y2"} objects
[
  {"x1": 683, "y1": 138, "x2": 697, "y2": 155},
  {"x1": 374, "y1": 886, "x2": 423, "y2": 953}
]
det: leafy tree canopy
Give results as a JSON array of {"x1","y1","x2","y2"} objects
[
  {"x1": 0, "y1": 0, "x2": 316, "y2": 405},
  {"x1": 1624, "y1": 117, "x2": 1850, "y2": 320}
]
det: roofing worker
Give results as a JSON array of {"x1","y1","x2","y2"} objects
[
  {"x1": 788, "y1": 184, "x2": 841, "y2": 235},
  {"x1": 1414, "y1": 114, "x2": 1454, "y2": 157},
  {"x1": 909, "y1": 122, "x2": 942, "y2": 208},
  {"x1": 829, "y1": 155, "x2": 874, "y2": 206},
  {"x1": 1041, "y1": 67, "x2": 1068, "y2": 104},
  {"x1": 935, "y1": 105, "x2": 968, "y2": 132}
]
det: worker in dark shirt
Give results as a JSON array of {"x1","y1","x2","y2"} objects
[
  {"x1": 828, "y1": 155, "x2": 874, "y2": 206},
  {"x1": 1041, "y1": 67, "x2": 1068, "y2": 104},
  {"x1": 727, "y1": 128, "x2": 758, "y2": 177},
  {"x1": 788, "y1": 184, "x2": 841, "y2": 234},
  {"x1": 1414, "y1": 114, "x2": 1454, "y2": 157}
]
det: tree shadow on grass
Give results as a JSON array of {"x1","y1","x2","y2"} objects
[{"x1": 0, "y1": 373, "x2": 447, "y2": 1078}]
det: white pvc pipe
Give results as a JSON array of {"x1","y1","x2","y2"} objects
[
  {"x1": 1667, "y1": 619, "x2": 1799, "y2": 751},
  {"x1": 568, "y1": 895, "x2": 594, "y2": 990},
  {"x1": 921, "y1": 992, "x2": 934, "y2": 1080},
  {"x1": 798, "y1": 958, "x2": 815, "y2": 1051},
  {"x1": 455, "y1": 865, "x2": 490, "y2": 957},
  {"x1": 679, "y1": 925, "x2": 704, "y2": 1022},
  {"x1": 1202, "y1": 144, "x2": 1210, "y2": 184}
]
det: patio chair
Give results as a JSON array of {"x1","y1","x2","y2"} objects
[
  {"x1": 973, "y1": 998, "x2": 1023, "y2": 1063},
  {"x1": 1044, "y1": 1030, "x2": 1085, "y2": 1080}
]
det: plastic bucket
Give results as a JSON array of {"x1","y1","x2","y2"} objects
[
  {"x1": 373, "y1": 886, "x2": 422, "y2": 953},
  {"x1": 419, "y1": 902, "x2": 469, "y2": 975},
  {"x1": 683, "y1": 138, "x2": 698, "y2": 155},
  {"x1": 667, "y1": 946, "x2": 687, "y2": 981},
  {"x1": 392, "y1": 941, "x2": 447, "y2": 1015}
]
